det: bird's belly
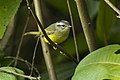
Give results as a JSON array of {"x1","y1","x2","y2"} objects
[{"x1": 43, "y1": 32, "x2": 69, "y2": 44}]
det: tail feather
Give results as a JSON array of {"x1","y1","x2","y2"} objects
[{"x1": 24, "y1": 31, "x2": 41, "y2": 36}]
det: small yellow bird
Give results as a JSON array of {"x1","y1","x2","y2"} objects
[{"x1": 24, "y1": 20, "x2": 71, "y2": 44}]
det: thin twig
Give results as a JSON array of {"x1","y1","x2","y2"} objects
[
  {"x1": 104, "y1": 0, "x2": 120, "y2": 18},
  {"x1": 30, "y1": 37, "x2": 39, "y2": 76},
  {"x1": 67, "y1": 0, "x2": 80, "y2": 62},
  {"x1": 14, "y1": 11, "x2": 30, "y2": 67},
  {"x1": 5, "y1": 56, "x2": 40, "y2": 77},
  {"x1": 26, "y1": 0, "x2": 78, "y2": 64},
  {"x1": 0, "y1": 68, "x2": 40, "y2": 80},
  {"x1": 75, "y1": 0, "x2": 97, "y2": 52}
]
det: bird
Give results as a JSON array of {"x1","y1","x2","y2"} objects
[{"x1": 24, "y1": 20, "x2": 71, "y2": 44}]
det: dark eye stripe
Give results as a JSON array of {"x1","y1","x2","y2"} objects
[{"x1": 57, "y1": 24, "x2": 65, "y2": 27}]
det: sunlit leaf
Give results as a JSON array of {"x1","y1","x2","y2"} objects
[{"x1": 72, "y1": 44, "x2": 120, "y2": 80}]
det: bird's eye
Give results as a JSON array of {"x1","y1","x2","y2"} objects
[
  {"x1": 57, "y1": 24, "x2": 65, "y2": 27},
  {"x1": 62, "y1": 25, "x2": 65, "y2": 27}
]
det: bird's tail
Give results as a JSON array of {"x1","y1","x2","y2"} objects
[{"x1": 24, "y1": 31, "x2": 41, "y2": 36}]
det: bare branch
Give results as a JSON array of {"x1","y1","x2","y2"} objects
[
  {"x1": 33, "y1": 0, "x2": 58, "y2": 80},
  {"x1": 104, "y1": 0, "x2": 120, "y2": 18},
  {"x1": 75, "y1": 0, "x2": 97, "y2": 52}
]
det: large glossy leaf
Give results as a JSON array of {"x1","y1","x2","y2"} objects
[
  {"x1": 96, "y1": 0, "x2": 116, "y2": 44},
  {"x1": 0, "y1": 0, "x2": 22, "y2": 39},
  {"x1": 72, "y1": 44, "x2": 120, "y2": 80}
]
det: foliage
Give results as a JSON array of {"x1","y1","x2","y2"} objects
[
  {"x1": 72, "y1": 44, "x2": 120, "y2": 80},
  {"x1": 0, "y1": 0, "x2": 22, "y2": 38},
  {"x1": 0, "y1": 67, "x2": 24, "y2": 80}
]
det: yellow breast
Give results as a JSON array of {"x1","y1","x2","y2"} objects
[{"x1": 43, "y1": 31, "x2": 69, "y2": 44}]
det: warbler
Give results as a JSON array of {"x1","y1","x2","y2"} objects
[{"x1": 24, "y1": 20, "x2": 71, "y2": 44}]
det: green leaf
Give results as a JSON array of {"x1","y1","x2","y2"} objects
[
  {"x1": 96, "y1": 0, "x2": 116, "y2": 44},
  {"x1": 72, "y1": 44, "x2": 120, "y2": 80},
  {"x1": 0, "y1": 67, "x2": 24, "y2": 80},
  {"x1": 0, "y1": 0, "x2": 22, "y2": 39},
  {"x1": 14, "y1": 68, "x2": 25, "y2": 80}
]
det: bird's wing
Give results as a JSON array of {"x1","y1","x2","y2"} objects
[
  {"x1": 24, "y1": 24, "x2": 56, "y2": 36},
  {"x1": 45, "y1": 24, "x2": 56, "y2": 35}
]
